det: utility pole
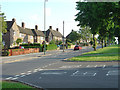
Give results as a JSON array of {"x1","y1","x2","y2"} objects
[
  {"x1": 44, "y1": 0, "x2": 48, "y2": 55},
  {"x1": 63, "y1": 21, "x2": 64, "y2": 52}
]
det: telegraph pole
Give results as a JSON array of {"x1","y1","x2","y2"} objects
[{"x1": 63, "y1": 21, "x2": 64, "y2": 52}]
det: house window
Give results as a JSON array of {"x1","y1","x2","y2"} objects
[
  {"x1": 30, "y1": 36, "x2": 33, "y2": 39},
  {"x1": 13, "y1": 31, "x2": 16, "y2": 35},
  {"x1": 41, "y1": 37, "x2": 44, "y2": 40},
  {"x1": 20, "y1": 33, "x2": 24, "y2": 37}
]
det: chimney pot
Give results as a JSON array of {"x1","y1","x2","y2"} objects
[
  {"x1": 56, "y1": 28, "x2": 59, "y2": 31},
  {"x1": 12, "y1": 18, "x2": 16, "y2": 22},
  {"x1": 35, "y1": 25, "x2": 38, "y2": 30},
  {"x1": 22, "y1": 22, "x2": 25, "y2": 29},
  {"x1": 49, "y1": 26, "x2": 52, "y2": 29}
]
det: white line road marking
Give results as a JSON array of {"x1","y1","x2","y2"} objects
[
  {"x1": 28, "y1": 71, "x2": 32, "y2": 73},
  {"x1": 20, "y1": 75, "x2": 25, "y2": 77},
  {"x1": 83, "y1": 72, "x2": 87, "y2": 75},
  {"x1": 106, "y1": 70, "x2": 119, "y2": 76},
  {"x1": 95, "y1": 65, "x2": 97, "y2": 68},
  {"x1": 11, "y1": 77, "x2": 18, "y2": 80},
  {"x1": 41, "y1": 71, "x2": 67, "y2": 75},
  {"x1": 6, "y1": 77, "x2": 13, "y2": 80},
  {"x1": 93, "y1": 73, "x2": 97, "y2": 76},
  {"x1": 39, "y1": 77, "x2": 42, "y2": 79},
  {"x1": 27, "y1": 73, "x2": 32, "y2": 75},
  {"x1": 15, "y1": 75, "x2": 20, "y2": 77},
  {"x1": 39, "y1": 69, "x2": 43, "y2": 71},
  {"x1": 86, "y1": 65, "x2": 89, "y2": 67},
  {"x1": 103, "y1": 65, "x2": 106, "y2": 68},
  {"x1": 72, "y1": 71, "x2": 79, "y2": 75},
  {"x1": 59, "y1": 65, "x2": 81, "y2": 68},
  {"x1": 21, "y1": 73, "x2": 25, "y2": 75},
  {"x1": 34, "y1": 69, "x2": 38, "y2": 71}
]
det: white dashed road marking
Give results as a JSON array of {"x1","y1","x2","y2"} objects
[{"x1": 106, "y1": 70, "x2": 119, "y2": 76}]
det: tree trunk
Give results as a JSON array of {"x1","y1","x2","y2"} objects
[
  {"x1": 93, "y1": 34, "x2": 96, "y2": 51},
  {"x1": 101, "y1": 38, "x2": 103, "y2": 48},
  {"x1": 104, "y1": 38, "x2": 107, "y2": 47},
  {"x1": 108, "y1": 35, "x2": 111, "y2": 45},
  {"x1": 118, "y1": 36, "x2": 120, "y2": 45}
]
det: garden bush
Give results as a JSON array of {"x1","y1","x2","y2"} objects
[{"x1": 47, "y1": 44, "x2": 57, "y2": 50}]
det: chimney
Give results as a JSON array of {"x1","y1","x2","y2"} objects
[
  {"x1": 22, "y1": 22, "x2": 25, "y2": 29},
  {"x1": 35, "y1": 25, "x2": 38, "y2": 30},
  {"x1": 12, "y1": 18, "x2": 16, "y2": 22},
  {"x1": 49, "y1": 26, "x2": 52, "y2": 29},
  {"x1": 56, "y1": 28, "x2": 59, "y2": 31}
]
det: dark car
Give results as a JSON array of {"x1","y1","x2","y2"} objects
[{"x1": 74, "y1": 45, "x2": 82, "y2": 50}]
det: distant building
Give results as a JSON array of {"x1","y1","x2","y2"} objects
[
  {"x1": 2, "y1": 18, "x2": 44, "y2": 48},
  {"x1": 45, "y1": 26, "x2": 63, "y2": 42}
]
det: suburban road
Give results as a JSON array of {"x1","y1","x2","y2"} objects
[{"x1": 2, "y1": 46, "x2": 120, "y2": 90}]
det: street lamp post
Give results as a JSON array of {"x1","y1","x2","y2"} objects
[{"x1": 44, "y1": 0, "x2": 47, "y2": 55}]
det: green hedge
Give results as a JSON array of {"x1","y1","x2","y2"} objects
[
  {"x1": 20, "y1": 43, "x2": 41, "y2": 46},
  {"x1": 47, "y1": 44, "x2": 57, "y2": 50}
]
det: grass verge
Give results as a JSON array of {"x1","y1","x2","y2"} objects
[
  {"x1": 1, "y1": 81, "x2": 37, "y2": 89},
  {"x1": 68, "y1": 45, "x2": 119, "y2": 61}
]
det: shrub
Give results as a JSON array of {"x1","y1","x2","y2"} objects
[
  {"x1": 2, "y1": 51, "x2": 9, "y2": 56},
  {"x1": 47, "y1": 44, "x2": 57, "y2": 50},
  {"x1": 49, "y1": 40, "x2": 56, "y2": 44},
  {"x1": 16, "y1": 38, "x2": 22, "y2": 45}
]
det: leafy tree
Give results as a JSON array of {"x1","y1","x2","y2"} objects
[
  {"x1": 79, "y1": 26, "x2": 92, "y2": 43},
  {"x1": 75, "y1": 2, "x2": 119, "y2": 50},
  {"x1": 66, "y1": 30, "x2": 81, "y2": 43},
  {"x1": 16, "y1": 38, "x2": 22, "y2": 46},
  {"x1": 0, "y1": 13, "x2": 7, "y2": 33},
  {"x1": 0, "y1": 13, "x2": 7, "y2": 49}
]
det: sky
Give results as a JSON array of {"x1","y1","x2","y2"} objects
[{"x1": 0, "y1": 0, "x2": 80, "y2": 36}]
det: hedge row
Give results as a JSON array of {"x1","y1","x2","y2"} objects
[
  {"x1": 47, "y1": 44, "x2": 57, "y2": 50},
  {"x1": 20, "y1": 43, "x2": 57, "y2": 51},
  {"x1": 20, "y1": 43, "x2": 41, "y2": 46}
]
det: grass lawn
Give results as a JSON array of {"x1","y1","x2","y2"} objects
[
  {"x1": 1, "y1": 81, "x2": 36, "y2": 89},
  {"x1": 69, "y1": 45, "x2": 119, "y2": 61}
]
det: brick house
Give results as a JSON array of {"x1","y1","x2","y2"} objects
[
  {"x1": 2, "y1": 18, "x2": 44, "y2": 48},
  {"x1": 45, "y1": 26, "x2": 63, "y2": 42}
]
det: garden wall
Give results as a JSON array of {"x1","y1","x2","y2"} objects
[{"x1": 8, "y1": 48, "x2": 39, "y2": 56}]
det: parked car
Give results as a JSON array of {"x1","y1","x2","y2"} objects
[{"x1": 74, "y1": 45, "x2": 82, "y2": 50}]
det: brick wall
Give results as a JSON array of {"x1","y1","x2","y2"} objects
[{"x1": 8, "y1": 48, "x2": 39, "y2": 56}]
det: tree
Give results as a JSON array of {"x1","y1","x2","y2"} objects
[
  {"x1": 16, "y1": 38, "x2": 22, "y2": 46},
  {"x1": 75, "y1": 2, "x2": 101, "y2": 50},
  {"x1": 0, "y1": 13, "x2": 7, "y2": 33},
  {"x1": 75, "y1": 2, "x2": 119, "y2": 50},
  {"x1": 0, "y1": 12, "x2": 7, "y2": 49},
  {"x1": 66, "y1": 30, "x2": 81, "y2": 43},
  {"x1": 79, "y1": 26, "x2": 92, "y2": 43}
]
